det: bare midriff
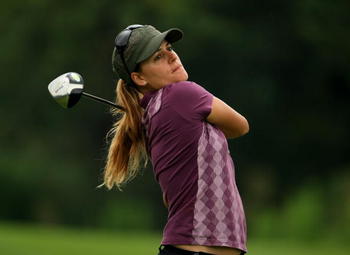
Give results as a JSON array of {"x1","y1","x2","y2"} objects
[{"x1": 174, "y1": 244, "x2": 242, "y2": 255}]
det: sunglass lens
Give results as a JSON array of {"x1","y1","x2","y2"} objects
[
  {"x1": 126, "y1": 24, "x2": 143, "y2": 30},
  {"x1": 115, "y1": 30, "x2": 131, "y2": 47}
]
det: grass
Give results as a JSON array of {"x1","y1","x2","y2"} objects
[
  {"x1": 0, "y1": 222, "x2": 161, "y2": 255},
  {"x1": 0, "y1": 222, "x2": 348, "y2": 255},
  {"x1": 247, "y1": 238, "x2": 348, "y2": 255}
]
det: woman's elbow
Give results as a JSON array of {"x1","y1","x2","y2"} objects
[
  {"x1": 241, "y1": 118, "x2": 249, "y2": 135},
  {"x1": 226, "y1": 118, "x2": 249, "y2": 139},
  {"x1": 236, "y1": 119, "x2": 249, "y2": 137}
]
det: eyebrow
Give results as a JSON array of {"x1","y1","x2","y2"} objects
[{"x1": 154, "y1": 42, "x2": 170, "y2": 54}]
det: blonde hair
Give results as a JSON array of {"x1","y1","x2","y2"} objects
[{"x1": 102, "y1": 79, "x2": 148, "y2": 190}]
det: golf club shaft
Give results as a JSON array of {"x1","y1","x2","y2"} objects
[{"x1": 82, "y1": 92, "x2": 125, "y2": 110}]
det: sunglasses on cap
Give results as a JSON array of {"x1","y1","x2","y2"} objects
[{"x1": 114, "y1": 24, "x2": 144, "y2": 78}]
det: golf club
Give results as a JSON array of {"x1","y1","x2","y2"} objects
[{"x1": 48, "y1": 72, "x2": 125, "y2": 110}]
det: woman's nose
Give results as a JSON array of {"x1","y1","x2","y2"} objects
[{"x1": 167, "y1": 50, "x2": 177, "y2": 63}]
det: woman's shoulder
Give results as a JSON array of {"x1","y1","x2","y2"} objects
[
  {"x1": 163, "y1": 81, "x2": 206, "y2": 97},
  {"x1": 161, "y1": 81, "x2": 213, "y2": 113},
  {"x1": 161, "y1": 81, "x2": 213, "y2": 118}
]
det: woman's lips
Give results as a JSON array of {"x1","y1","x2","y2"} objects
[{"x1": 172, "y1": 65, "x2": 182, "y2": 73}]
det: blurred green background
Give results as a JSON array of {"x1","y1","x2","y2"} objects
[{"x1": 1, "y1": 0, "x2": 349, "y2": 254}]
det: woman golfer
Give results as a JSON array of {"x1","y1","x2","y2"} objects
[{"x1": 104, "y1": 24, "x2": 249, "y2": 255}]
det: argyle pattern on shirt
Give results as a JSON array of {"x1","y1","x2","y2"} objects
[{"x1": 192, "y1": 122, "x2": 247, "y2": 250}]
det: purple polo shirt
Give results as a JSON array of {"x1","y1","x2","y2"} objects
[{"x1": 140, "y1": 81, "x2": 247, "y2": 252}]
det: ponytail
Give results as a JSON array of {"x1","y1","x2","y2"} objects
[{"x1": 103, "y1": 79, "x2": 147, "y2": 190}]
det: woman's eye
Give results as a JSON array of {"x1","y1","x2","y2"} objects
[
  {"x1": 154, "y1": 54, "x2": 162, "y2": 61},
  {"x1": 167, "y1": 46, "x2": 174, "y2": 51}
]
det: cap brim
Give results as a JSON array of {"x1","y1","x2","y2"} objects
[{"x1": 136, "y1": 28, "x2": 183, "y2": 64}]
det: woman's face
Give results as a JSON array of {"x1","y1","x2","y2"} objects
[{"x1": 134, "y1": 41, "x2": 188, "y2": 91}]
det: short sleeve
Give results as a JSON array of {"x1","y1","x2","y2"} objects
[{"x1": 164, "y1": 81, "x2": 213, "y2": 120}]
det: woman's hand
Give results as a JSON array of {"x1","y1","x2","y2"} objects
[{"x1": 206, "y1": 97, "x2": 249, "y2": 139}]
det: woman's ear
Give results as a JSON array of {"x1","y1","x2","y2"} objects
[{"x1": 131, "y1": 72, "x2": 147, "y2": 87}]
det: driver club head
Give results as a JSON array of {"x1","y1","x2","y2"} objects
[{"x1": 48, "y1": 72, "x2": 84, "y2": 108}]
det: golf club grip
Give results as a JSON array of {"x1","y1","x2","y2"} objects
[{"x1": 82, "y1": 92, "x2": 125, "y2": 111}]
